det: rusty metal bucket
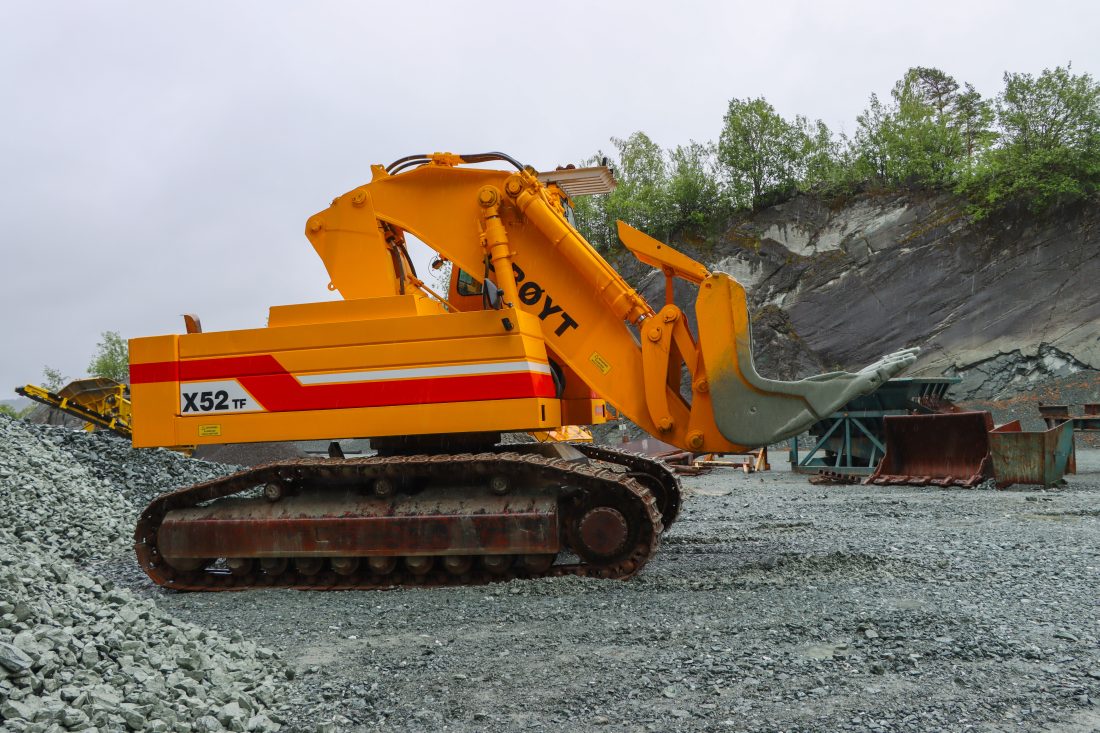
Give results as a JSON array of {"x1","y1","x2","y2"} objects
[
  {"x1": 868, "y1": 411, "x2": 995, "y2": 487},
  {"x1": 988, "y1": 419, "x2": 1074, "y2": 489}
]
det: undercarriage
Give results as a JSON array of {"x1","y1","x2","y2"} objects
[{"x1": 135, "y1": 443, "x2": 681, "y2": 591}]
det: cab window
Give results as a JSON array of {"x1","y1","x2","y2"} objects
[{"x1": 456, "y1": 269, "x2": 483, "y2": 296}]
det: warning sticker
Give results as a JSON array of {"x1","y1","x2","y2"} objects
[
  {"x1": 198, "y1": 424, "x2": 222, "y2": 437},
  {"x1": 589, "y1": 352, "x2": 611, "y2": 375}
]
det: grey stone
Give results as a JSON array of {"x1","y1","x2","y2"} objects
[
  {"x1": 120, "y1": 704, "x2": 148, "y2": 731},
  {"x1": 0, "y1": 643, "x2": 33, "y2": 673},
  {"x1": 1, "y1": 698, "x2": 37, "y2": 721},
  {"x1": 217, "y1": 701, "x2": 244, "y2": 727},
  {"x1": 245, "y1": 714, "x2": 277, "y2": 732},
  {"x1": 195, "y1": 715, "x2": 224, "y2": 732},
  {"x1": 60, "y1": 707, "x2": 90, "y2": 728}
]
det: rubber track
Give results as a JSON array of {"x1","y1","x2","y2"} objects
[
  {"x1": 134, "y1": 452, "x2": 662, "y2": 591},
  {"x1": 570, "y1": 443, "x2": 682, "y2": 529}
]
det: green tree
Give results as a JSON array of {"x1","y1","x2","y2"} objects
[
  {"x1": 88, "y1": 331, "x2": 129, "y2": 383},
  {"x1": 718, "y1": 97, "x2": 799, "y2": 208},
  {"x1": 608, "y1": 132, "x2": 675, "y2": 238},
  {"x1": 792, "y1": 116, "x2": 842, "y2": 189},
  {"x1": 718, "y1": 97, "x2": 843, "y2": 205},
  {"x1": 573, "y1": 63, "x2": 1098, "y2": 241},
  {"x1": 964, "y1": 65, "x2": 1100, "y2": 215},
  {"x1": 41, "y1": 366, "x2": 67, "y2": 392},
  {"x1": 953, "y1": 83, "x2": 996, "y2": 163},
  {"x1": 890, "y1": 67, "x2": 965, "y2": 184},
  {"x1": 667, "y1": 140, "x2": 725, "y2": 230},
  {"x1": 0, "y1": 404, "x2": 25, "y2": 419},
  {"x1": 849, "y1": 68, "x2": 988, "y2": 188},
  {"x1": 852, "y1": 92, "x2": 897, "y2": 182},
  {"x1": 570, "y1": 186, "x2": 608, "y2": 249},
  {"x1": 572, "y1": 133, "x2": 676, "y2": 250}
]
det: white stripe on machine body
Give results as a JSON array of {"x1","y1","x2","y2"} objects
[{"x1": 295, "y1": 360, "x2": 552, "y2": 386}]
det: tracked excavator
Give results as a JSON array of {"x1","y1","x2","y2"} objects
[{"x1": 130, "y1": 152, "x2": 917, "y2": 591}]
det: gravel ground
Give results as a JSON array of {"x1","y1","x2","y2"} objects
[
  {"x1": 6, "y1": 416, "x2": 1098, "y2": 732},
  {"x1": 114, "y1": 451, "x2": 1099, "y2": 733}
]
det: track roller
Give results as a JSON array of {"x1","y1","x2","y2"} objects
[
  {"x1": 404, "y1": 556, "x2": 434, "y2": 575},
  {"x1": 481, "y1": 555, "x2": 512, "y2": 575},
  {"x1": 519, "y1": 554, "x2": 555, "y2": 573},
  {"x1": 294, "y1": 558, "x2": 324, "y2": 576},
  {"x1": 331, "y1": 557, "x2": 359, "y2": 576},
  {"x1": 368, "y1": 556, "x2": 397, "y2": 575},
  {"x1": 260, "y1": 558, "x2": 288, "y2": 576},
  {"x1": 442, "y1": 556, "x2": 474, "y2": 575}
]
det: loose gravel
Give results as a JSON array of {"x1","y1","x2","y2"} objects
[
  {"x1": 4, "y1": 415, "x2": 1099, "y2": 732},
  {"x1": 0, "y1": 418, "x2": 286, "y2": 732},
  {"x1": 140, "y1": 450, "x2": 1100, "y2": 732}
]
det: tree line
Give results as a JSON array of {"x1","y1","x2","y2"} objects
[{"x1": 573, "y1": 64, "x2": 1100, "y2": 250}]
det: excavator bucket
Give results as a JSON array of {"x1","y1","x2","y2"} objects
[
  {"x1": 868, "y1": 411, "x2": 995, "y2": 487},
  {"x1": 695, "y1": 272, "x2": 919, "y2": 447}
]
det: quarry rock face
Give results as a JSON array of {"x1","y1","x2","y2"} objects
[{"x1": 661, "y1": 192, "x2": 1099, "y2": 399}]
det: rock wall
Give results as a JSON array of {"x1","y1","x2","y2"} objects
[{"x1": 616, "y1": 192, "x2": 1100, "y2": 400}]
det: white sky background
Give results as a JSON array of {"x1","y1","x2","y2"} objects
[{"x1": 1, "y1": 0, "x2": 1098, "y2": 388}]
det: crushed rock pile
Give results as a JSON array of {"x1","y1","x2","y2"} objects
[
  {"x1": 0, "y1": 417, "x2": 287, "y2": 731},
  {"x1": 36, "y1": 423, "x2": 237, "y2": 514}
]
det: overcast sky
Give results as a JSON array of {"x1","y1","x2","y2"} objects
[{"x1": 2, "y1": 1, "x2": 1097, "y2": 390}]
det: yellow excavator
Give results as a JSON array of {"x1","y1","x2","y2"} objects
[{"x1": 130, "y1": 152, "x2": 916, "y2": 590}]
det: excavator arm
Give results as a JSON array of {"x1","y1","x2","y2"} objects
[{"x1": 305, "y1": 153, "x2": 916, "y2": 453}]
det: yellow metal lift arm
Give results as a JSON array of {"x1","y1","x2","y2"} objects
[{"x1": 303, "y1": 154, "x2": 917, "y2": 453}]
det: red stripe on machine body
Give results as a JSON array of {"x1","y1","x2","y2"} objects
[
  {"x1": 235, "y1": 372, "x2": 555, "y2": 411},
  {"x1": 130, "y1": 361, "x2": 179, "y2": 383},
  {"x1": 131, "y1": 356, "x2": 283, "y2": 384},
  {"x1": 130, "y1": 356, "x2": 556, "y2": 411},
  {"x1": 180, "y1": 355, "x2": 282, "y2": 381}
]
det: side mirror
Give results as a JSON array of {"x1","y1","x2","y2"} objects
[{"x1": 483, "y1": 278, "x2": 503, "y2": 310}]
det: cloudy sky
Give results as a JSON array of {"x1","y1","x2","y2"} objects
[{"x1": 1, "y1": 1, "x2": 1097, "y2": 390}]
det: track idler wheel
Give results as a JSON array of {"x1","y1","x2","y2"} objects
[
  {"x1": 576, "y1": 507, "x2": 629, "y2": 558},
  {"x1": 565, "y1": 490, "x2": 644, "y2": 567}
]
